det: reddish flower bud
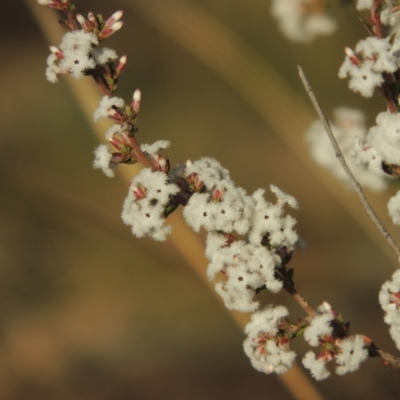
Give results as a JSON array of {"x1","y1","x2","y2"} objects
[
  {"x1": 212, "y1": 187, "x2": 224, "y2": 202},
  {"x1": 131, "y1": 89, "x2": 141, "y2": 113},
  {"x1": 38, "y1": 0, "x2": 70, "y2": 10},
  {"x1": 110, "y1": 152, "x2": 126, "y2": 164},
  {"x1": 104, "y1": 10, "x2": 123, "y2": 27},
  {"x1": 266, "y1": 364, "x2": 274, "y2": 374},
  {"x1": 108, "y1": 134, "x2": 124, "y2": 150},
  {"x1": 152, "y1": 154, "x2": 168, "y2": 172},
  {"x1": 115, "y1": 55, "x2": 127, "y2": 77},
  {"x1": 186, "y1": 172, "x2": 204, "y2": 192},
  {"x1": 390, "y1": 291, "x2": 400, "y2": 307},
  {"x1": 132, "y1": 185, "x2": 147, "y2": 200},
  {"x1": 344, "y1": 47, "x2": 359, "y2": 65},
  {"x1": 49, "y1": 45, "x2": 64, "y2": 59},
  {"x1": 99, "y1": 21, "x2": 123, "y2": 39},
  {"x1": 88, "y1": 12, "x2": 96, "y2": 22},
  {"x1": 76, "y1": 14, "x2": 86, "y2": 26}
]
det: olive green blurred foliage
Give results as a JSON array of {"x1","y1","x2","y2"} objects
[{"x1": 1, "y1": 0, "x2": 400, "y2": 399}]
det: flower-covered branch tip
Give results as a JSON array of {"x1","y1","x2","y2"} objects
[
  {"x1": 42, "y1": 1, "x2": 125, "y2": 95},
  {"x1": 37, "y1": 0, "x2": 400, "y2": 383}
]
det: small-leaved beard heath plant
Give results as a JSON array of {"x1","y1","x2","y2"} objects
[{"x1": 37, "y1": 0, "x2": 400, "y2": 383}]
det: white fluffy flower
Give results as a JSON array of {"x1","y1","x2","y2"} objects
[
  {"x1": 306, "y1": 107, "x2": 388, "y2": 191},
  {"x1": 121, "y1": 169, "x2": 179, "y2": 241},
  {"x1": 303, "y1": 313, "x2": 333, "y2": 347},
  {"x1": 91, "y1": 47, "x2": 118, "y2": 65},
  {"x1": 351, "y1": 138, "x2": 384, "y2": 176},
  {"x1": 356, "y1": 37, "x2": 398, "y2": 73},
  {"x1": 335, "y1": 335, "x2": 368, "y2": 375},
  {"x1": 184, "y1": 157, "x2": 231, "y2": 188},
  {"x1": 248, "y1": 187, "x2": 298, "y2": 249},
  {"x1": 205, "y1": 233, "x2": 282, "y2": 312},
  {"x1": 45, "y1": 53, "x2": 59, "y2": 83},
  {"x1": 303, "y1": 335, "x2": 368, "y2": 380},
  {"x1": 381, "y1": 7, "x2": 400, "y2": 26},
  {"x1": 388, "y1": 191, "x2": 400, "y2": 226},
  {"x1": 141, "y1": 140, "x2": 171, "y2": 156},
  {"x1": 184, "y1": 185, "x2": 254, "y2": 235},
  {"x1": 271, "y1": 0, "x2": 336, "y2": 43},
  {"x1": 345, "y1": 61, "x2": 384, "y2": 98},
  {"x1": 243, "y1": 305, "x2": 296, "y2": 374},
  {"x1": 302, "y1": 351, "x2": 331, "y2": 380},
  {"x1": 379, "y1": 269, "x2": 400, "y2": 350},
  {"x1": 303, "y1": 302, "x2": 370, "y2": 380},
  {"x1": 183, "y1": 158, "x2": 254, "y2": 235},
  {"x1": 46, "y1": 30, "x2": 99, "y2": 82},
  {"x1": 368, "y1": 111, "x2": 400, "y2": 166},
  {"x1": 93, "y1": 96, "x2": 125, "y2": 122},
  {"x1": 339, "y1": 37, "x2": 397, "y2": 98},
  {"x1": 245, "y1": 305, "x2": 289, "y2": 336},
  {"x1": 93, "y1": 144, "x2": 115, "y2": 177},
  {"x1": 105, "y1": 124, "x2": 125, "y2": 140}
]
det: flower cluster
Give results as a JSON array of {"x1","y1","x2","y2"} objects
[
  {"x1": 379, "y1": 269, "x2": 400, "y2": 350},
  {"x1": 365, "y1": 111, "x2": 400, "y2": 172},
  {"x1": 46, "y1": 30, "x2": 99, "y2": 82},
  {"x1": 44, "y1": 5, "x2": 125, "y2": 93},
  {"x1": 338, "y1": 37, "x2": 400, "y2": 98},
  {"x1": 270, "y1": 0, "x2": 336, "y2": 43},
  {"x1": 93, "y1": 97, "x2": 299, "y2": 311},
  {"x1": 93, "y1": 91, "x2": 142, "y2": 177},
  {"x1": 306, "y1": 107, "x2": 388, "y2": 191},
  {"x1": 355, "y1": 0, "x2": 400, "y2": 17},
  {"x1": 117, "y1": 153, "x2": 299, "y2": 311},
  {"x1": 206, "y1": 232, "x2": 281, "y2": 312},
  {"x1": 182, "y1": 158, "x2": 254, "y2": 235},
  {"x1": 121, "y1": 167, "x2": 180, "y2": 241},
  {"x1": 196, "y1": 180, "x2": 298, "y2": 311},
  {"x1": 302, "y1": 303, "x2": 369, "y2": 380},
  {"x1": 388, "y1": 191, "x2": 400, "y2": 225},
  {"x1": 243, "y1": 305, "x2": 297, "y2": 374}
]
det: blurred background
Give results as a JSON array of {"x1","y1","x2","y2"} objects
[{"x1": 1, "y1": 0, "x2": 400, "y2": 398}]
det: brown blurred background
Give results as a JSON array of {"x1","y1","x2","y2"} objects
[{"x1": 1, "y1": 0, "x2": 400, "y2": 399}]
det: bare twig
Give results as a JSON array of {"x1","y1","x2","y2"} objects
[
  {"x1": 275, "y1": 269, "x2": 318, "y2": 318},
  {"x1": 378, "y1": 349, "x2": 400, "y2": 369},
  {"x1": 298, "y1": 66, "x2": 400, "y2": 262}
]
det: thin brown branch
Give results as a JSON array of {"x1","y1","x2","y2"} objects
[
  {"x1": 377, "y1": 349, "x2": 400, "y2": 369},
  {"x1": 298, "y1": 66, "x2": 400, "y2": 262},
  {"x1": 130, "y1": 134, "x2": 154, "y2": 169},
  {"x1": 293, "y1": 293, "x2": 316, "y2": 318},
  {"x1": 272, "y1": 269, "x2": 318, "y2": 318},
  {"x1": 380, "y1": 75, "x2": 398, "y2": 114}
]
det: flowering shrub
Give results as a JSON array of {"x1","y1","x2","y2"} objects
[{"x1": 36, "y1": 0, "x2": 400, "y2": 391}]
